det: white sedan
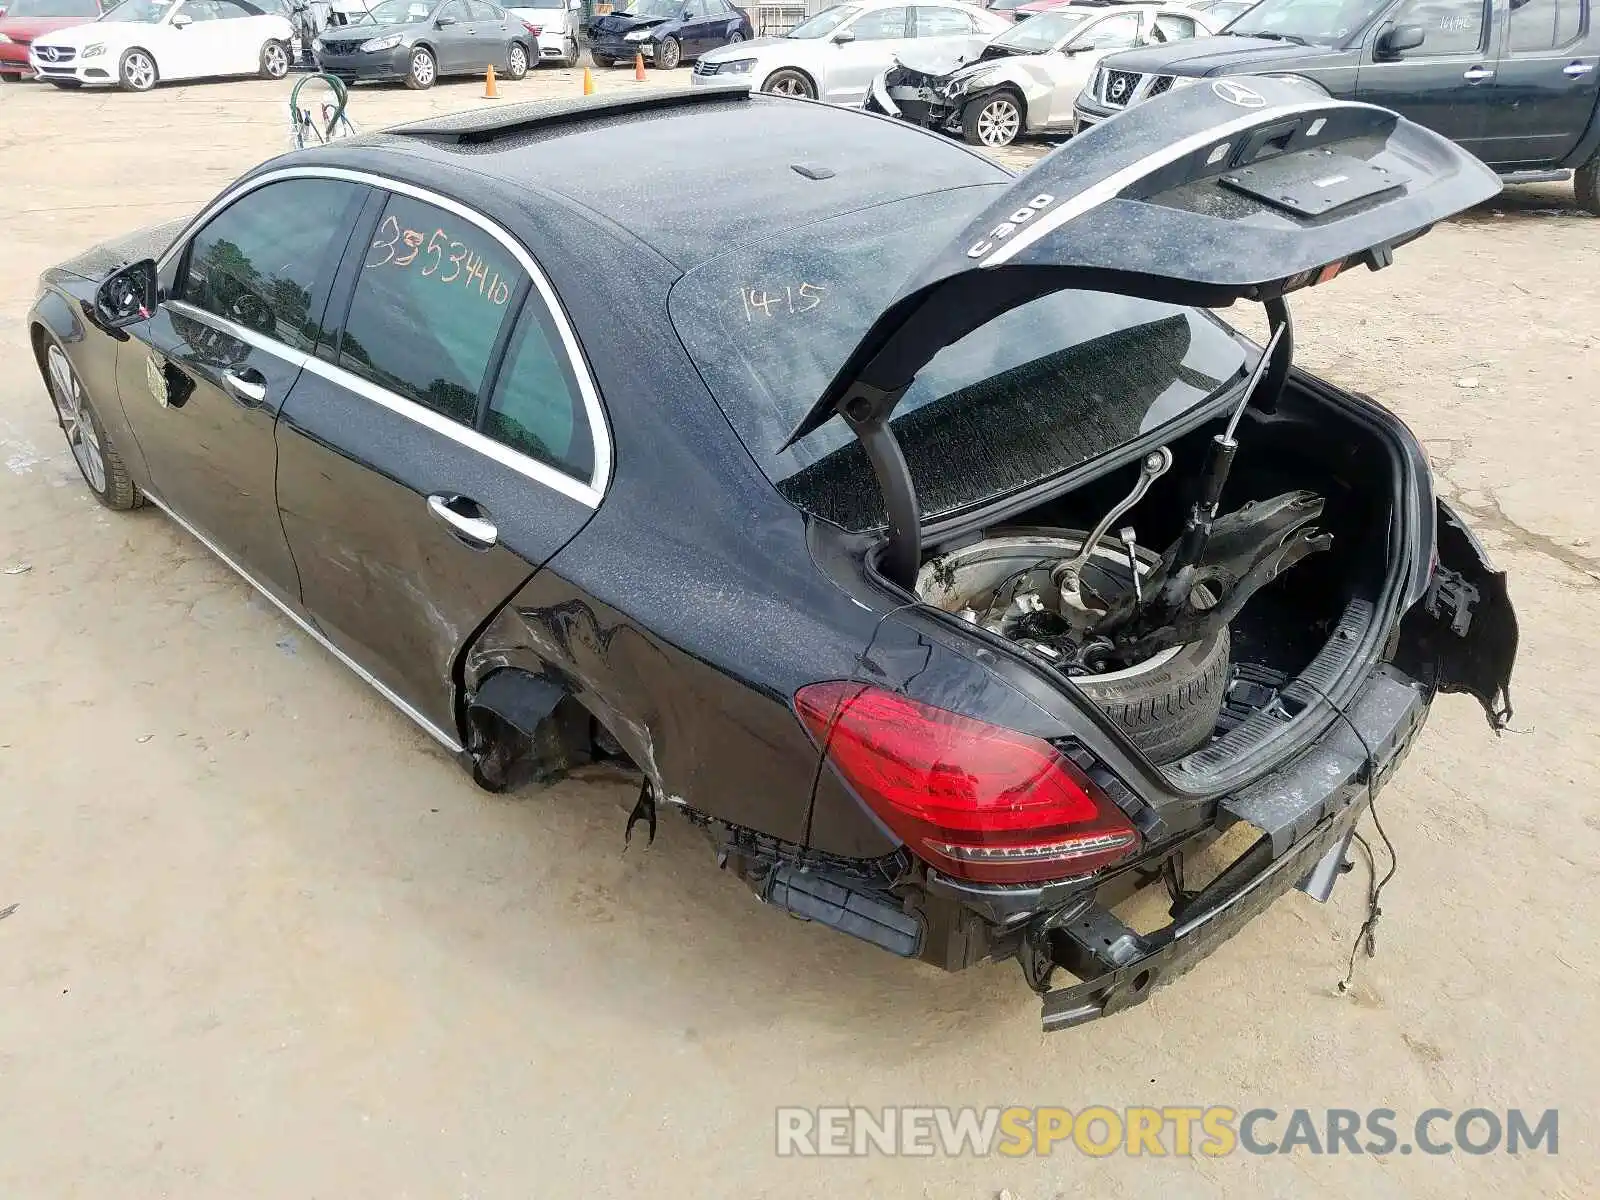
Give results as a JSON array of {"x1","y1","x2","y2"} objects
[{"x1": 30, "y1": 0, "x2": 295, "y2": 91}]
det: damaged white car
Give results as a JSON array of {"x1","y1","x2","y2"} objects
[{"x1": 865, "y1": 1, "x2": 1217, "y2": 146}]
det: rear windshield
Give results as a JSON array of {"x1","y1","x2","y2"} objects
[{"x1": 668, "y1": 188, "x2": 1248, "y2": 532}]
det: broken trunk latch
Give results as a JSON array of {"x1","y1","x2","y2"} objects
[{"x1": 1425, "y1": 566, "x2": 1479, "y2": 637}]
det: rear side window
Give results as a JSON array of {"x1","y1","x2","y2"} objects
[
  {"x1": 1508, "y1": 0, "x2": 1585, "y2": 50},
  {"x1": 178, "y1": 178, "x2": 365, "y2": 350},
  {"x1": 339, "y1": 192, "x2": 526, "y2": 425},
  {"x1": 484, "y1": 306, "x2": 595, "y2": 480}
]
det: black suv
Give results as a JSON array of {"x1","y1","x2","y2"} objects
[{"x1": 1075, "y1": 0, "x2": 1600, "y2": 212}]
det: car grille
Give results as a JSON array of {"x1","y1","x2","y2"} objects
[
  {"x1": 32, "y1": 44, "x2": 76, "y2": 62},
  {"x1": 692, "y1": 58, "x2": 718, "y2": 76},
  {"x1": 320, "y1": 39, "x2": 364, "y2": 54},
  {"x1": 1147, "y1": 74, "x2": 1174, "y2": 97},
  {"x1": 1101, "y1": 69, "x2": 1141, "y2": 107}
]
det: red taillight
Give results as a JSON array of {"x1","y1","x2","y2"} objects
[
  {"x1": 795, "y1": 682, "x2": 1140, "y2": 885},
  {"x1": 522, "y1": 21, "x2": 542, "y2": 35}
]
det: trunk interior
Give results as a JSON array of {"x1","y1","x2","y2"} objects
[{"x1": 920, "y1": 376, "x2": 1401, "y2": 777}]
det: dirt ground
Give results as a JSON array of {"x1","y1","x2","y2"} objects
[{"x1": 1, "y1": 68, "x2": 1597, "y2": 1198}]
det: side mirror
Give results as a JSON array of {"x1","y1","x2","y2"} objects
[
  {"x1": 1377, "y1": 22, "x2": 1424, "y2": 57},
  {"x1": 171, "y1": 11, "x2": 190, "y2": 26},
  {"x1": 436, "y1": 13, "x2": 455, "y2": 25},
  {"x1": 831, "y1": 27, "x2": 854, "y2": 43},
  {"x1": 94, "y1": 259, "x2": 158, "y2": 330}
]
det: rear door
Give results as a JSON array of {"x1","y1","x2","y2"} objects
[
  {"x1": 1482, "y1": 0, "x2": 1598, "y2": 166},
  {"x1": 1353, "y1": 0, "x2": 1496, "y2": 157},
  {"x1": 120, "y1": 175, "x2": 368, "y2": 611},
  {"x1": 274, "y1": 183, "x2": 608, "y2": 744}
]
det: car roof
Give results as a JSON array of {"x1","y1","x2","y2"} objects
[{"x1": 327, "y1": 89, "x2": 1007, "y2": 270}]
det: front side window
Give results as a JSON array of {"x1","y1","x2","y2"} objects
[
  {"x1": 485, "y1": 307, "x2": 594, "y2": 479},
  {"x1": 1153, "y1": 13, "x2": 1198, "y2": 39},
  {"x1": 338, "y1": 193, "x2": 527, "y2": 425},
  {"x1": 178, "y1": 178, "x2": 365, "y2": 350},
  {"x1": 1385, "y1": 0, "x2": 1487, "y2": 54},
  {"x1": 848, "y1": 5, "x2": 908, "y2": 38}
]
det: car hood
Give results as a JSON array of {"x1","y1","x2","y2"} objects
[
  {"x1": 29, "y1": 20, "x2": 124, "y2": 47},
  {"x1": 54, "y1": 215, "x2": 191, "y2": 282},
  {"x1": 0, "y1": 14, "x2": 88, "y2": 38},
  {"x1": 323, "y1": 20, "x2": 425, "y2": 40},
  {"x1": 699, "y1": 34, "x2": 804, "y2": 64},
  {"x1": 1099, "y1": 35, "x2": 1331, "y2": 76},
  {"x1": 589, "y1": 12, "x2": 670, "y2": 34},
  {"x1": 890, "y1": 44, "x2": 971, "y2": 76}
]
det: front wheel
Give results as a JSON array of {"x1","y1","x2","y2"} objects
[
  {"x1": 963, "y1": 92, "x2": 1022, "y2": 147},
  {"x1": 41, "y1": 337, "x2": 142, "y2": 511},
  {"x1": 260, "y1": 38, "x2": 290, "y2": 80},
  {"x1": 561, "y1": 35, "x2": 579, "y2": 67},
  {"x1": 655, "y1": 35, "x2": 681, "y2": 69},
  {"x1": 1577, "y1": 157, "x2": 1600, "y2": 215},
  {"x1": 405, "y1": 45, "x2": 436, "y2": 89},
  {"x1": 507, "y1": 40, "x2": 529, "y2": 79},
  {"x1": 591, "y1": 52, "x2": 615, "y2": 67},
  {"x1": 118, "y1": 47, "x2": 157, "y2": 92},
  {"x1": 761, "y1": 67, "x2": 814, "y2": 99}
]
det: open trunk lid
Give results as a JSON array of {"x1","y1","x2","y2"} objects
[{"x1": 782, "y1": 77, "x2": 1499, "y2": 585}]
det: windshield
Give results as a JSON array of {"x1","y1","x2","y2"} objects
[
  {"x1": 786, "y1": 4, "x2": 858, "y2": 37},
  {"x1": 994, "y1": 9, "x2": 1090, "y2": 50},
  {"x1": 7, "y1": 0, "x2": 99, "y2": 15},
  {"x1": 367, "y1": 0, "x2": 433, "y2": 19},
  {"x1": 622, "y1": 0, "x2": 680, "y2": 14},
  {"x1": 101, "y1": 0, "x2": 173, "y2": 21},
  {"x1": 1226, "y1": 0, "x2": 1383, "y2": 44},
  {"x1": 669, "y1": 190, "x2": 1248, "y2": 531}
]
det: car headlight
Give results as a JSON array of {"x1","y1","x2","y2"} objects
[
  {"x1": 623, "y1": 29, "x2": 653, "y2": 41},
  {"x1": 945, "y1": 70, "x2": 995, "y2": 98},
  {"x1": 359, "y1": 33, "x2": 403, "y2": 52},
  {"x1": 713, "y1": 57, "x2": 755, "y2": 75},
  {"x1": 0, "y1": 33, "x2": 12, "y2": 44},
  {"x1": 81, "y1": 42, "x2": 105, "y2": 58},
  {"x1": 1168, "y1": 75, "x2": 1202, "y2": 89}
]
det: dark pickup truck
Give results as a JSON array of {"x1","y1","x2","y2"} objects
[{"x1": 1074, "y1": 0, "x2": 1600, "y2": 212}]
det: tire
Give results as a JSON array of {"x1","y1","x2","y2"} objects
[
  {"x1": 0, "y1": 72, "x2": 12, "y2": 84},
  {"x1": 118, "y1": 47, "x2": 157, "y2": 92},
  {"x1": 39, "y1": 335, "x2": 142, "y2": 511},
  {"x1": 507, "y1": 40, "x2": 529, "y2": 79},
  {"x1": 1075, "y1": 625, "x2": 1230, "y2": 764},
  {"x1": 592, "y1": 52, "x2": 615, "y2": 67},
  {"x1": 259, "y1": 39, "x2": 290, "y2": 80},
  {"x1": 655, "y1": 35, "x2": 681, "y2": 69},
  {"x1": 1577, "y1": 157, "x2": 1600, "y2": 216},
  {"x1": 727, "y1": 30, "x2": 744, "y2": 45},
  {"x1": 761, "y1": 67, "x2": 814, "y2": 99},
  {"x1": 562, "y1": 36, "x2": 579, "y2": 67},
  {"x1": 963, "y1": 91, "x2": 1022, "y2": 147},
  {"x1": 50, "y1": 79, "x2": 84, "y2": 89},
  {"x1": 405, "y1": 45, "x2": 436, "y2": 89}
]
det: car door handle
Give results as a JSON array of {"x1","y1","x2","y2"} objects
[
  {"x1": 1462, "y1": 65, "x2": 1495, "y2": 83},
  {"x1": 1564, "y1": 61, "x2": 1595, "y2": 78},
  {"x1": 222, "y1": 368, "x2": 267, "y2": 405},
  {"x1": 427, "y1": 493, "x2": 498, "y2": 549}
]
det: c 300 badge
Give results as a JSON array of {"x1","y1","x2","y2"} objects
[{"x1": 145, "y1": 353, "x2": 169, "y2": 408}]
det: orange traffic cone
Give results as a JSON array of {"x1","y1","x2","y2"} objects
[
  {"x1": 582, "y1": 66, "x2": 595, "y2": 95},
  {"x1": 634, "y1": 52, "x2": 646, "y2": 82},
  {"x1": 484, "y1": 64, "x2": 498, "y2": 98}
]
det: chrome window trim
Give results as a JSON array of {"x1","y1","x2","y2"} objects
[
  {"x1": 156, "y1": 165, "x2": 613, "y2": 502},
  {"x1": 143, "y1": 491, "x2": 466, "y2": 754},
  {"x1": 165, "y1": 299, "x2": 312, "y2": 367}
]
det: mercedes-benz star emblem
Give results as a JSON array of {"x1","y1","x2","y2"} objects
[
  {"x1": 42, "y1": 46, "x2": 60, "y2": 61},
  {"x1": 1212, "y1": 79, "x2": 1266, "y2": 108}
]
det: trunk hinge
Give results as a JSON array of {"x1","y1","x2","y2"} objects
[{"x1": 839, "y1": 382, "x2": 922, "y2": 589}]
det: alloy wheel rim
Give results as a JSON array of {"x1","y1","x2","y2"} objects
[
  {"x1": 770, "y1": 75, "x2": 806, "y2": 97},
  {"x1": 414, "y1": 52, "x2": 434, "y2": 83},
  {"x1": 510, "y1": 45, "x2": 525, "y2": 73},
  {"x1": 729, "y1": 31, "x2": 743, "y2": 42},
  {"x1": 46, "y1": 345, "x2": 106, "y2": 493},
  {"x1": 266, "y1": 44, "x2": 288, "y2": 75},
  {"x1": 978, "y1": 100, "x2": 1019, "y2": 146},
  {"x1": 660, "y1": 39, "x2": 679, "y2": 67},
  {"x1": 127, "y1": 53, "x2": 154, "y2": 89}
]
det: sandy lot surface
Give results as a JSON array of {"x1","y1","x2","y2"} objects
[{"x1": 1, "y1": 68, "x2": 1596, "y2": 1198}]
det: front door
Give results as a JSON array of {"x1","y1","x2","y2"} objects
[
  {"x1": 1480, "y1": 0, "x2": 1598, "y2": 166},
  {"x1": 116, "y1": 176, "x2": 369, "y2": 610},
  {"x1": 1354, "y1": 0, "x2": 1496, "y2": 158},
  {"x1": 432, "y1": 0, "x2": 473, "y2": 72},
  {"x1": 823, "y1": 4, "x2": 909, "y2": 104},
  {"x1": 274, "y1": 186, "x2": 605, "y2": 741}
]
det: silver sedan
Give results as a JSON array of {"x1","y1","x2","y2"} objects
[{"x1": 690, "y1": 0, "x2": 1007, "y2": 106}]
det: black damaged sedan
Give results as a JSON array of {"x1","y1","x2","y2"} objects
[{"x1": 30, "y1": 82, "x2": 1516, "y2": 1029}]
